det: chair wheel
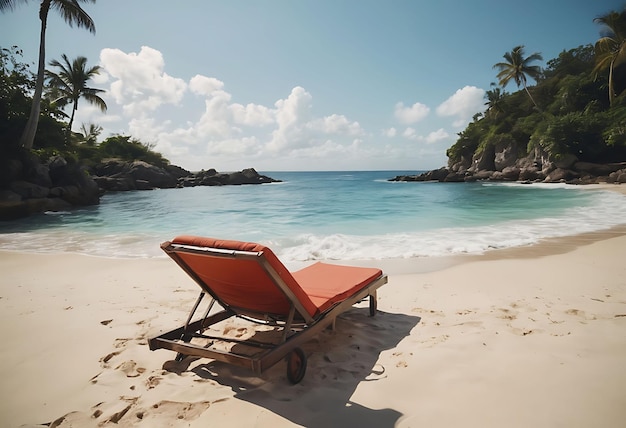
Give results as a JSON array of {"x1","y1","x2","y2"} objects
[
  {"x1": 286, "y1": 348, "x2": 307, "y2": 384},
  {"x1": 369, "y1": 294, "x2": 377, "y2": 316}
]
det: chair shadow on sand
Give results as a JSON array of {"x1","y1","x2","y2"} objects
[{"x1": 166, "y1": 307, "x2": 421, "y2": 427}]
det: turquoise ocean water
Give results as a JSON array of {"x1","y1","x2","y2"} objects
[{"x1": 1, "y1": 171, "x2": 626, "y2": 262}]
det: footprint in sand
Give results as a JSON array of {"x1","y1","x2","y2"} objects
[
  {"x1": 565, "y1": 308, "x2": 596, "y2": 321},
  {"x1": 116, "y1": 360, "x2": 146, "y2": 378},
  {"x1": 223, "y1": 326, "x2": 249, "y2": 338},
  {"x1": 420, "y1": 334, "x2": 450, "y2": 347},
  {"x1": 146, "y1": 375, "x2": 162, "y2": 389},
  {"x1": 114, "y1": 338, "x2": 132, "y2": 348},
  {"x1": 412, "y1": 308, "x2": 445, "y2": 317},
  {"x1": 496, "y1": 307, "x2": 518, "y2": 321},
  {"x1": 100, "y1": 351, "x2": 120, "y2": 365},
  {"x1": 140, "y1": 400, "x2": 212, "y2": 423}
]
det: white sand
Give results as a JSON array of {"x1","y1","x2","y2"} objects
[{"x1": 1, "y1": 228, "x2": 626, "y2": 427}]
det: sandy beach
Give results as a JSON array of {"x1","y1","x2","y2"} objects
[{"x1": 2, "y1": 214, "x2": 626, "y2": 427}]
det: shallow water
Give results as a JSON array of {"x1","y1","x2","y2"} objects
[{"x1": 1, "y1": 171, "x2": 625, "y2": 261}]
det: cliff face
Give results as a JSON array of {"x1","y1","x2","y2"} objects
[{"x1": 391, "y1": 145, "x2": 626, "y2": 184}]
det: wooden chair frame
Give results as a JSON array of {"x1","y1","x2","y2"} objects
[{"x1": 149, "y1": 241, "x2": 387, "y2": 383}]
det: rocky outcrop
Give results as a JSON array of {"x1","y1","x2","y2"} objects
[
  {"x1": 91, "y1": 160, "x2": 281, "y2": 191},
  {"x1": 177, "y1": 168, "x2": 280, "y2": 187},
  {"x1": 391, "y1": 146, "x2": 626, "y2": 185},
  {"x1": 1, "y1": 153, "x2": 281, "y2": 220},
  {"x1": 0, "y1": 153, "x2": 100, "y2": 220},
  {"x1": 92, "y1": 160, "x2": 178, "y2": 191}
]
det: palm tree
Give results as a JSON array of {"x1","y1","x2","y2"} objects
[
  {"x1": 493, "y1": 45, "x2": 543, "y2": 108},
  {"x1": 593, "y1": 8, "x2": 626, "y2": 106},
  {"x1": 484, "y1": 83, "x2": 506, "y2": 119},
  {"x1": 46, "y1": 54, "x2": 106, "y2": 136},
  {"x1": 0, "y1": 0, "x2": 96, "y2": 149},
  {"x1": 79, "y1": 123, "x2": 102, "y2": 146}
]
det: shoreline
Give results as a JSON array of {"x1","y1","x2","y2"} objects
[
  {"x1": 2, "y1": 181, "x2": 625, "y2": 263},
  {"x1": 2, "y1": 228, "x2": 626, "y2": 426},
  {"x1": 1, "y1": 183, "x2": 625, "y2": 427},
  {"x1": 1, "y1": 218, "x2": 625, "y2": 275}
]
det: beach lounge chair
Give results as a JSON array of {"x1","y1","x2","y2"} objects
[{"x1": 149, "y1": 235, "x2": 388, "y2": 384}]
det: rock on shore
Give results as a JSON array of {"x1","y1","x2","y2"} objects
[
  {"x1": 390, "y1": 147, "x2": 626, "y2": 184},
  {"x1": 0, "y1": 154, "x2": 281, "y2": 220}
]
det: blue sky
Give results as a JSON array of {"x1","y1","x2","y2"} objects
[{"x1": 1, "y1": 0, "x2": 623, "y2": 171}]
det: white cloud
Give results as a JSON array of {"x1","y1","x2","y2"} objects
[
  {"x1": 436, "y1": 86, "x2": 485, "y2": 127},
  {"x1": 383, "y1": 127, "x2": 397, "y2": 138},
  {"x1": 100, "y1": 46, "x2": 187, "y2": 116},
  {"x1": 309, "y1": 114, "x2": 364, "y2": 136},
  {"x1": 90, "y1": 46, "x2": 456, "y2": 171},
  {"x1": 189, "y1": 75, "x2": 224, "y2": 96},
  {"x1": 403, "y1": 127, "x2": 417, "y2": 139},
  {"x1": 228, "y1": 103, "x2": 275, "y2": 126},
  {"x1": 394, "y1": 102, "x2": 430, "y2": 124},
  {"x1": 425, "y1": 128, "x2": 449, "y2": 144},
  {"x1": 204, "y1": 136, "x2": 261, "y2": 156},
  {"x1": 267, "y1": 86, "x2": 313, "y2": 152},
  {"x1": 195, "y1": 90, "x2": 235, "y2": 138}
]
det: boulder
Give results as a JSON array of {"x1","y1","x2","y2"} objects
[
  {"x1": 28, "y1": 163, "x2": 53, "y2": 188},
  {"x1": 93, "y1": 176, "x2": 136, "y2": 191},
  {"x1": 610, "y1": 169, "x2": 626, "y2": 183},
  {"x1": 444, "y1": 172, "x2": 465, "y2": 182},
  {"x1": 472, "y1": 170, "x2": 494, "y2": 181},
  {"x1": 128, "y1": 161, "x2": 177, "y2": 188},
  {"x1": 494, "y1": 141, "x2": 519, "y2": 171},
  {"x1": 500, "y1": 166, "x2": 521, "y2": 181},
  {"x1": 165, "y1": 164, "x2": 192, "y2": 179},
  {"x1": 544, "y1": 168, "x2": 579, "y2": 183},
  {"x1": 54, "y1": 164, "x2": 99, "y2": 205},
  {"x1": 10, "y1": 180, "x2": 50, "y2": 199},
  {"x1": 0, "y1": 158, "x2": 23, "y2": 188},
  {"x1": 427, "y1": 167, "x2": 450, "y2": 181},
  {"x1": 518, "y1": 166, "x2": 542, "y2": 181},
  {"x1": 573, "y1": 162, "x2": 626, "y2": 176},
  {"x1": 469, "y1": 145, "x2": 496, "y2": 172},
  {"x1": 554, "y1": 154, "x2": 578, "y2": 169},
  {"x1": 134, "y1": 180, "x2": 154, "y2": 190},
  {"x1": 92, "y1": 159, "x2": 129, "y2": 177},
  {"x1": 48, "y1": 155, "x2": 69, "y2": 184}
]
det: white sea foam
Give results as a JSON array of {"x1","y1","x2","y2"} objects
[{"x1": 274, "y1": 189, "x2": 626, "y2": 261}]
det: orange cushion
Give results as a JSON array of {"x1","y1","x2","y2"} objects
[
  {"x1": 170, "y1": 236, "x2": 318, "y2": 317},
  {"x1": 169, "y1": 236, "x2": 382, "y2": 318},
  {"x1": 292, "y1": 262, "x2": 383, "y2": 313}
]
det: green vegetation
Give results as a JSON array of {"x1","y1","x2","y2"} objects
[
  {"x1": 593, "y1": 9, "x2": 626, "y2": 106},
  {"x1": 0, "y1": 46, "x2": 169, "y2": 169},
  {"x1": 448, "y1": 7, "x2": 626, "y2": 168},
  {"x1": 46, "y1": 53, "x2": 107, "y2": 138},
  {"x1": 92, "y1": 135, "x2": 170, "y2": 168},
  {"x1": 493, "y1": 45, "x2": 543, "y2": 108},
  {"x1": 0, "y1": 0, "x2": 97, "y2": 150}
]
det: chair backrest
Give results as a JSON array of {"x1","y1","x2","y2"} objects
[{"x1": 163, "y1": 236, "x2": 318, "y2": 321}]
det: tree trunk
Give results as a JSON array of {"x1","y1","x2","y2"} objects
[
  {"x1": 523, "y1": 83, "x2": 538, "y2": 109},
  {"x1": 66, "y1": 101, "x2": 77, "y2": 141},
  {"x1": 608, "y1": 58, "x2": 615, "y2": 106},
  {"x1": 19, "y1": 2, "x2": 50, "y2": 150}
]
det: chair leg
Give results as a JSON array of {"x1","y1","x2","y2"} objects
[
  {"x1": 369, "y1": 292, "x2": 378, "y2": 316},
  {"x1": 280, "y1": 305, "x2": 296, "y2": 343}
]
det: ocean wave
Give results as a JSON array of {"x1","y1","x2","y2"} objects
[{"x1": 1, "y1": 185, "x2": 625, "y2": 261}]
